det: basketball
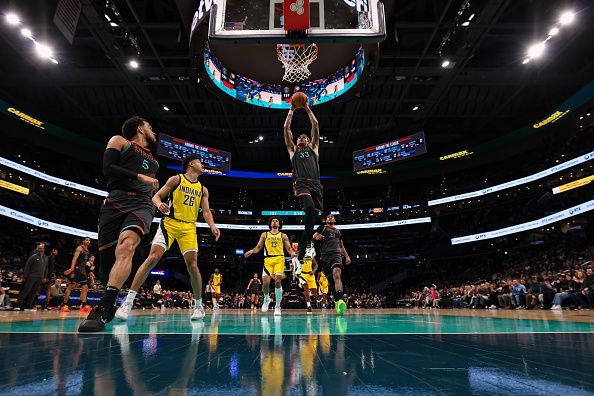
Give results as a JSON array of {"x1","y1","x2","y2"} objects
[{"x1": 291, "y1": 92, "x2": 308, "y2": 108}]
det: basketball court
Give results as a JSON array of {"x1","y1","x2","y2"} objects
[{"x1": 1, "y1": 0, "x2": 594, "y2": 394}]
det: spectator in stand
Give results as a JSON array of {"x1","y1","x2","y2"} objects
[
  {"x1": 0, "y1": 280, "x2": 11, "y2": 310},
  {"x1": 570, "y1": 267, "x2": 593, "y2": 308},
  {"x1": 552, "y1": 271, "x2": 584, "y2": 310},
  {"x1": 153, "y1": 280, "x2": 162, "y2": 304},
  {"x1": 540, "y1": 277, "x2": 556, "y2": 309},
  {"x1": 511, "y1": 279, "x2": 527, "y2": 309},
  {"x1": 15, "y1": 243, "x2": 49, "y2": 311},
  {"x1": 48, "y1": 278, "x2": 64, "y2": 308},
  {"x1": 526, "y1": 276, "x2": 541, "y2": 309},
  {"x1": 497, "y1": 281, "x2": 512, "y2": 309},
  {"x1": 551, "y1": 273, "x2": 574, "y2": 310}
]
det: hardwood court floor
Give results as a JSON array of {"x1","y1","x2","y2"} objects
[{"x1": 1, "y1": 309, "x2": 593, "y2": 395}]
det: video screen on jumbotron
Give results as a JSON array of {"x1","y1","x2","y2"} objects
[
  {"x1": 352, "y1": 131, "x2": 427, "y2": 171},
  {"x1": 157, "y1": 133, "x2": 232, "y2": 172}
]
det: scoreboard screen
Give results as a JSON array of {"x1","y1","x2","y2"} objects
[
  {"x1": 157, "y1": 133, "x2": 231, "y2": 172},
  {"x1": 353, "y1": 131, "x2": 427, "y2": 171}
]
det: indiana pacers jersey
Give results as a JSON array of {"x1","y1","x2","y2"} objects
[
  {"x1": 264, "y1": 232, "x2": 284, "y2": 257},
  {"x1": 319, "y1": 273, "x2": 328, "y2": 288},
  {"x1": 212, "y1": 273, "x2": 222, "y2": 286},
  {"x1": 302, "y1": 259, "x2": 313, "y2": 273},
  {"x1": 168, "y1": 174, "x2": 203, "y2": 223}
]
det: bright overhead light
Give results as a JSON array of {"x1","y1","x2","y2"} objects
[
  {"x1": 461, "y1": 21, "x2": 470, "y2": 27},
  {"x1": 548, "y1": 27, "x2": 559, "y2": 36},
  {"x1": 162, "y1": 105, "x2": 169, "y2": 111},
  {"x1": 104, "y1": 14, "x2": 111, "y2": 22},
  {"x1": 441, "y1": 60, "x2": 450, "y2": 68},
  {"x1": 329, "y1": 141, "x2": 334, "y2": 144},
  {"x1": 5, "y1": 13, "x2": 20, "y2": 26},
  {"x1": 249, "y1": 141, "x2": 254, "y2": 144},
  {"x1": 258, "y1": 135, "x2": 264, "y2": 141},
  {"x1": 35, "y1": 42, "x2": 53, "y2": 59},
  {"x1": 50, "y1": 58, "x2": 59, "y2": 64},
  {"x1": 129, "y1": 60, "x2": 139, "y2": 69},
  {"x1": 527, "y1": 42, "x2": 545, "y2": 58},
  {"x1": 468, "y1": 13, "x2": 475, "y2": 21},
  {"x1": 109, "y1": 22, "x2": 119, "y2": 27},
  {"x1": 559, "y1": 10, "x2": 575, "y2": 25},
  {"x1": 412, "y1": 105, "x2": 419, "y2": 111},
  {"x1": 20, "y1": 27, "x2": 32, "y2": 39},
  {"x1": 522, "y1": 58, "x2": 531, "y2": 65}
]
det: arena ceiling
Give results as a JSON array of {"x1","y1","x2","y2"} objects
[{"x1": 0, "y1": 0, "x2": 592, "y2": 174}]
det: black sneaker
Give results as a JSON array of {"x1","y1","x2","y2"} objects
[
  {"x1": 307, "y1": 306, "x2": 312, "y2": 314},
  {"x1": 78, "y1": 305, "x2": 115, "y2": 332}
]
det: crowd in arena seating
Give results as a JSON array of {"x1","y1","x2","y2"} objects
[{"x1": 401, "y1": 244, "x2": 593, "y2": 310}]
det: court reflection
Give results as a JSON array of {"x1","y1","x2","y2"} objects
[{"x1": 1, "y1": 315, "x2": 594, "y2": 395}]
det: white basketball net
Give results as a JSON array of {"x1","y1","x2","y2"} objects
[{"x1": 276, "y1": 44, "x2": 319, "y2": 83}]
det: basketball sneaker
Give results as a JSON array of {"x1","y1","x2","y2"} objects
[
  {"x1": 307, "y1": 306, "x2": 312, "y2": 314},
  {"x1": 335, "y1": 299, "x2": 347, "y2": 315},
  {"x1": 191, "y1": 305, "x2": 205, "y2": 320},
  {"x1": 80, "y1": 305, "x2": 92, "y2": 313},
  {"x1": 78, "y1": 304, "x2": 115, "y2": 332},
  {"x1": 261, "y1": 297, "x2": 271, "y2": 312},
  {"x1": 60, "y1": 305, "x2": 70, "y2": 313},
  {"x1": 274, "y1": 306, "x2": 282, "y2": 316},
  {"x1": 115, "y1": 301, "x2": 133, "y2": 321}
]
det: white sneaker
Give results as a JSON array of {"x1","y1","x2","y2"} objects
[
  {"x1": 115, "y1": 302, "x2": 133, "y2": 321},
  {"x1": 261, "y1": 298, "x2": 270, "y2": 313},
  {"x1": 213, "y1": 304, "x2": 220, "y2": 310},
  {"x1": 488, "y1": 305, "x2": 497, "y2": 310},
  {"x1": 191, "y1": 305, "x2": 205, "y2": 320},
  {"x1": 274, "y1": 306, "x2": 281, "y2": 316},
  {"x1": 551, "y1": 305, "x2": 562, "y2": 310}
]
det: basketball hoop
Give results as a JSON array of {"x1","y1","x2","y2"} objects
[{"x1": 276, "y1": 43, "x2": 318, "y2": 83}]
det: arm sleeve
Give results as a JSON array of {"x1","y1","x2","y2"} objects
[
  {"x1": 316, "y1": 225, "x2": 324, "y2": 234},
  {"x1": 103, "y1": 148, "x2": 138, "y2": 180}
]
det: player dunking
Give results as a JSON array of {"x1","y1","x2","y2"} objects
[
  {"x1": 209, "y1": 269, "x2": 223, "y2": 310},
  {"x1": 246, "y1": 273, "x2": 262, "y2": 310},
  {"x1": 79, "y1": 116, "x2": 159, "y2": 332},
  {"x1": 283, "y1": 101, "x2": 321, "y2": 266},
  {"x1": 313, "y1": 214, "x2": 351, "y2": 314},
  {"x1": 115, "y1": 154, "x2": 220, "y2": 321},
  {"x1": 244, "y1": 217, "x2": 296, "y2": 316}
]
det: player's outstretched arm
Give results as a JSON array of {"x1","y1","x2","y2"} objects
[
  {"x1": 245, "y1": 232, "x2": 267, "y2": 257},
  {"x1": 65, "y1": 246, "x2": 82, "y2": 274},
  {"x1": 152, "y1": 175, "x2": 181, "y2": 214},
  {"x1": 284, "y1": 109, "x2": 296, "y2": 155},
  {"x1": 304, "y1": 105, "x2": 320, "y2": 153},
  {"x1": 201, "y1": 187, "x2": 220, "y2": 241},
  {"x1": 282, "y1": 233, "x2": 296, "y2": 258}
]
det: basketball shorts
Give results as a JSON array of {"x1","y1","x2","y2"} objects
[
  {"x1": 299, "y1": 272, "x2": 317, "y2": 290},
  {"x1": 263, "y1": 256, "x2": 286, "y2": 278},
  {"x1": 97, "y1": 192, "x2": 155, "y2": 281},
  {"x1": 69, "y1": 272, "x2": 88, "y2": 287},
  {"x1": 319, "y1": 283, "x2": 329, "y2": 294},
  {"x1": 152, "y1": 217, "x2": 198, "y2": 255},
  {"x1": 319, "y1": 253, "x2": 343, "y2": 276},
  {"x1": 212, "y1": 285, "x2": 221, "y2": 295},
  {"x1": 293, "y1": 179, "x2": 323, "y2": 212}
]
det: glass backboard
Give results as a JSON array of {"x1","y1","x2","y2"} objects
[{"x1": 209, "y1": 0, "x2": 385, "y2": 43}]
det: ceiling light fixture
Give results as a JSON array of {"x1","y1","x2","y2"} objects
[
  {"x1": 412, "y1": 105, "x2": 419, "y2": 111},
  {"x1": 20, "y1": 27, "x2": 32, "y2": 39},
  {"x1": 548, "y1": 27, "x2": 559, "y2": 36},
  {"x1": 35, "y1": 42, "x2": 53, "y2": 59},
  {"x1": 441, "y1": 60, "x2": 450, "y2": 68},
  {"x1": 129, "y1": 60, "x2": 139, "y2": 69},
  {"x1": 522, "y1": 58, "x2": 531, "y2": 64},
  {"x1": 258, "y1": 136, "x2": 264, "y2": 141},
  {"x1": 5, "y1": 13, "x2": 20, "y2": 25},
  {"x1": 162, "y1": 105, "x2": 169, "y2": 111},
  {"x1": 527, "y1": 42, "x2": 545, "y2": 58},
  {"x1": 559, "y1": 10, "x2": 575, "y2": 25}
]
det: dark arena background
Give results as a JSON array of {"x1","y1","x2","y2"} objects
[{"x1": 1, "y1": 0, "x2": 594, "y2": 394}]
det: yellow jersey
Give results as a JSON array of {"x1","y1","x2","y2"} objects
[
  {"x1": 212, "y1": 273, "x2": 222, "y2": 286},
  {"x1": 319, "y1": 273, "x2": 329, "y2": 288},
  {"x1": 264, "y1": 232, "x2": 284, "y2": 257},
  {"x1": 168, "y1": 174, "x2": 203, "y2": 223},
  {"x1": 302, "y1": 259, "x2": 313, "y2": 273}
]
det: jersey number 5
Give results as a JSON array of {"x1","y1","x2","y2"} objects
[
  {"x1": 183, "y1": 194, "x2": 195, "y2": 206},
  {"x1": 142, "y1": 159, "x2": 149, "y2": 170}
]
